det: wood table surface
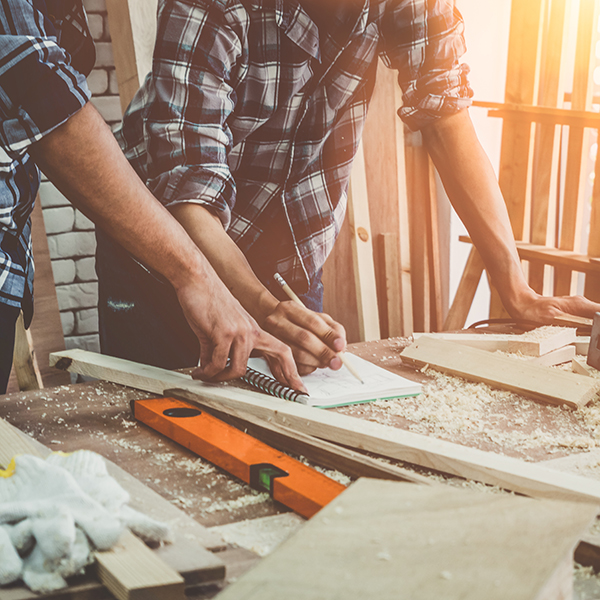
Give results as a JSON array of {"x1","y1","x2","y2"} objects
[{"x1": 1, "y1": 337, "x2": 599, "y2": 598}]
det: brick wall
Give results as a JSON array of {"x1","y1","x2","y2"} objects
[{"x1": 40, "y1": 0, "x2": 122, "y2": 352}]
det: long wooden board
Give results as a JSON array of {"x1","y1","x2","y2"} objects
[
  {"x1": 0, "y1": 418, "x2": 223, "y2": 600},
  {"x1": 413, "y1": 328, "x2": 576, "y2": 357},
  {"x1": 215, "y1": 478, "x2": 598, "y2": 600},
  {"x1": 401, "y1": 337, "x2": 600, "y2": 409},
  {"x1": 165, "y1": 389, "x2": 432, "y2": 486},
  {"x1": 49, "y1": 349, "x2": 600, "y2": 504}
]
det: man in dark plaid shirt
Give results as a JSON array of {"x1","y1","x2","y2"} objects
[
  {"x1": 101, "y1": 0, "x2": 600, "y2": 374},
  {"x1": 0, "y1": 0, "x2": 310, "y2": 395}
]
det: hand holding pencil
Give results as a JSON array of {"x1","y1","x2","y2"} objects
[{"x1": 273, "y1": 273, "x2": 363, "y2": 383}]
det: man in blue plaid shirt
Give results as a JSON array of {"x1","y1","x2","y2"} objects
[
  {"x1": 100, "y1": 0, "x2": 600, "y2": 374},
  {"x1": 0, "y1": 0, "x2": 313, "y2": 394}
]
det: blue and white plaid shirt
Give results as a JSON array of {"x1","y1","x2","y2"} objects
[
  {"x1": 0, "y1": 0, "x2": 90, "y2": 324},
  {"x1": 117, "y1": 0, "x2": 472, "y2": 293}
]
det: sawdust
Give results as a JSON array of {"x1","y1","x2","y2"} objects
[
  {"x1": 518, "y1": 325, "x2": 570, "y2": 341},
  {"x1": 339, "y1": 363, "x2": 598, "y2": 460}
]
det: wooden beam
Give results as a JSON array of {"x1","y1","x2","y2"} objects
[
  {"x1": 166, "y1": 388, "x2": 432, "y2": 486},
  {"x1": 401, "y1": 337, "x2": 599, "y2": 409},
  {"x1": 50, "y1": 349, "x2": 600, "y2": 503},
  {"x1": 443, "y1": 247, "x2": 484, "y2": 331},
  {"x1": 105, "y1": 0, "x2": 158, "y2": 112},
  {"x1": 11, "y1": 312, "x2": 43, "y2": 391},
  {"x1": 0, "y1": 418, "x2": 185, "y2": 600},
  {"x1": 347, "y1": 142, "x2": 381, "y2": 342},
  {"x1": 413, "y1": 327, "x2": 576, "y2": 357}
]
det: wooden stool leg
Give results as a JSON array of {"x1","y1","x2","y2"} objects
[{"x1": 443, "y1": 248, "x2": 484, "y2": 331}]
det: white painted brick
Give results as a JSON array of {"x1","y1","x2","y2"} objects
[
  {"x1": 39, "y1": 182, "x2": 69, "y2": 208},
  {"x1": 94, "y1": 42, "x2": 114, "y2": 68},
  {"x1": 83, "y1": 0, "x2": 106, "y2": 13},
  {"x1": 47, "y1": 231, "x2": 97, "y2": 260},
  {"x1": 75, "y1": 308, "x2": 99, "y2": 335},
  {"x1": 42, "y1": 206, "x2": 75, "y2": 235},
  {"x1": 51, "y1": 259, "x2": 76, "y2": 285},
  {"x1": 65, "y1": 334, "x2": 100, "y2": 353},
  {"x1": 109, "y1": 69, "x2": 119, "y2": 95},
  {"x1": 56, "y1": 282, "x2": 99, "y2": 311},
  {"x1": 75, "y1": 210, "x2": 95, "y2": 231},
  {"x1": 90, "y1": 96, "x2": 122, "y2": 123},
  {"x1": 60, "y1": 311, "x2": 75, "y2": 336},
  {"x1": 87, "y1": 13, "x2": 104, "y2": 40},
  {"x1": 75, "y1": 257, "x2": 97, "y2": 282},
  {"x1": 87, "y1": 69, "x2": 108, "y2": 95}
]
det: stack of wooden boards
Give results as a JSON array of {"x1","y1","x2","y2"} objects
[{"x1": 405, "y1": 327, "x2": 600, "y2": 409}]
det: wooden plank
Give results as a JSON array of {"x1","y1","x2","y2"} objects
[
  {"x1": 215, "y1": 479, "x2": 598, "y2": 600},
  {"x1": 49, "y1": 349, "x2": 600, "y2": 503},
  {"x1": 105, "y1": 0, "x2": 158, "y2": 113},
  {"x1": 413, "y1": 327, "x2": 576, "y2": 357},
  {"x1": 443, "y1": 247, "x2": 484, "y2": 331},
  {"x1": 529, "y1": 0, "x2": 569, "y2": 294},
  {"x1": 0, "y1": 418, "x2": 187, "y2": 600},
  {"x1": 165, "y1": 388, "x2": 433, "y2": 486},
  {"x1": 477, "y1": 103, "x2": 600, "y2": 128},
  {"x1": 347, "y1": 142, "x2": 380, "y2": 342},
  {"x1": 401, "y1": 337, "x2": 599, "y2": 409},
  {"x1": 7, "y1": 201, "x2": 70, "y2": 393},
  {"x1": 362, "y1": 62, "x2": 413, "y2": 339},
  {"x1": 529, "y1": 344, "x2": 575, "y2": 367},
  {"x1": 11, "y1": 313, "x2": 42, "y2": 391},
  {"x1": 554, "y1": 0, "x2": 599, "y2": 296},
  {"x1": 497, "y1": 0, "x2": 543, "y2": 240},
  {"x1": 460, "y1": 235, "x2": 600, "y2": 274}
]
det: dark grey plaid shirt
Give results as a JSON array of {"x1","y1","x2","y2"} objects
[
  {"x1": 117, "y1": 0, "x2": 472, "y2": 292},
  {"x1": 0, "y1": 0, "x2": 91, "y2": 322}
]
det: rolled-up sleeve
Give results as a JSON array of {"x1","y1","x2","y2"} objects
[
  {"x1": 0, "y1": 4, "x2": 90, "y2": 153},
  {"x1": 142, "y1": 0, "x2": 246, "y2": 229},
  {"x1": 379, "y1": 0, "x2": 473, "y2": 131}
]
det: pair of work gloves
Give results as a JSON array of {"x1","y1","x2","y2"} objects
[{"x1": 0, "y1": 450, "x2": 170, "y2": 593}]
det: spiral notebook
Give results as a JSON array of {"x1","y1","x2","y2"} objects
[{"x1": 243, "y1": 354, "x2": 422, "y2": 408}]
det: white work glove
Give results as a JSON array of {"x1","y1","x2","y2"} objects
[{"x1": 0, "y1": 451, "x2": 170, "y2": 593}]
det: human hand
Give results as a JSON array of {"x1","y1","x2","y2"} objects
[
  {"x1": 508, "y1": 291, "x2": 600, "y2": 324},
  {"x1": 175, "y1": 279, "x2": 306, "y2": 392},
  {"x1": 261, "y1": 301, "x2": 347, "y2": 375}
]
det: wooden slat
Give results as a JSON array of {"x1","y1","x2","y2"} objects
[
  {"x1": 215, "y1": 479, "x2": 597, "y2": 600},
  {"x1": 0, "y1": 418, "x2": 186, "y2": 600},
  {"x1": 529, "y1": 0, "x2": 569, "y2": 294},
  {"x1": 400, "y1": 337, "x2": 599, "y2": 409},
  {"x1": 105, "y1": 0, "x2": 158, "y2": 112},
  {"x1": 50, "y1": 349, "x2": 600, "y2": 503},
  {"x1": 443, "y1": 247, "x2": 484, "y2": 331},
  {"x1": 476, "y1": 103, "x2": 600, "y2": 128},
  {"x1": 347, "y1": 142, "x2": 380, "y2": 342},
  {"x1": 11, "y1": 313, "x2": 43, "y2": 391},
  {"x1": 412, "y1": 327, "x2": 576, "y2": 357},
  {"x1": 554, "y1": 0, "x2": 599, "y2": 295},
  {"x1": 167, "y1": 388, "x2": 432, "y2": 486},
  {"x1": 7, "y1": 200, "x2": 70, "y2": 393}
]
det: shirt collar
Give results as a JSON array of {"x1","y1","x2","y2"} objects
[{"x1": 247, "y1": 0, "x2": 369, "y2": 62}]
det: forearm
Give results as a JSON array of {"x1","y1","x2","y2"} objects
[
  {"x1": 29, "y1": 103, "x2": 214, "y2": 294},
  {"x1": 420, "y1": 110, "x2": 537, "y2": 314},
  {"x1": 168, "y1": 203, "x2": 279, "y2": 325}
]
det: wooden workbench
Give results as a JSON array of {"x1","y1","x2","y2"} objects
[{"x1": 1, "y1": 337, "x2": 600, "y2": 599}]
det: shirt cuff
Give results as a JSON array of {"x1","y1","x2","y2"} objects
[
  {"x1": 0, "y1": 39, "x2": 91, "y2": 152},
  {"x1": 148, "y1": 165, "x2": 236, "y2": 229}
]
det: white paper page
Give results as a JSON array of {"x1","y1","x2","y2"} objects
[{"x1": 247, "y1": 353, "x2": 421, "y2": 406}]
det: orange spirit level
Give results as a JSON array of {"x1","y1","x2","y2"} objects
[{"x1": 131, "y1": 396, "x2": 346, "y2": 519}]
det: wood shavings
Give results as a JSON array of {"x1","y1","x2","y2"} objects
[
  {"x1": 338, "y1": 367, "x2": 597, "y2": 461},
  {"x1": 203, "y1": 491, "x2": 270, "y2": 514}
]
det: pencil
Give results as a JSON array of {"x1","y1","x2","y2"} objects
[{"x1": 273, "y1": 273, "x2": 364, "y2": 384}]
